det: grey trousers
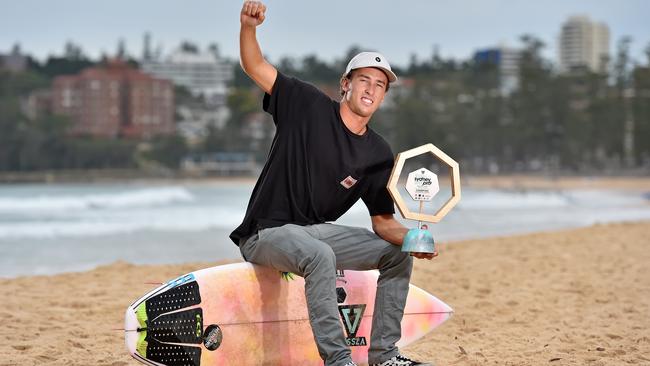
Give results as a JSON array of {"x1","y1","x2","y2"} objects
[{"x1": 239, "y1": 223, "x2": 413, "y2": 366}]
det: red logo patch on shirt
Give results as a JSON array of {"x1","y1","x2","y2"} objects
[{"x1": 340, "y1": 176, "x2": 358, "y2": 189}]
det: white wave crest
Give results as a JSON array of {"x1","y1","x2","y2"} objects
[
  {"x1": 0, "y1": 206, "x2": 244, "y2": 239},
  {"x1": 459, "y1": 190, "x2": 571, "y2": 209},
  {"x1": 0, "y1": 187, "x2": 194, "y2": 213}
]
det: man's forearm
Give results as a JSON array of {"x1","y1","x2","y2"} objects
[
  {"x1": 373, "y1": 219, "x2": 408, "y2": 246},
  {"x1": 379, "y1": 226, "x2": 409, "y2": 246},
  {"x1": 239, "y1": 26, "x2": 265, "y2": 75},
  {"x1": 239, "y1": 1, "x2": 275, "y2": 94}
]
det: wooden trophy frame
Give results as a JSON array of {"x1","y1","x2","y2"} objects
[{"x1": 387, "y1": 143, "x2": 461, "y2": 223}]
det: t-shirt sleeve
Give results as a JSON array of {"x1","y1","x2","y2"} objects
[
  {"x1": 362, "y1": 150, "x2": 396, "y2": 216},
  {"x1": 262, "y1": 71, "x2": 328, "y2": 129}
]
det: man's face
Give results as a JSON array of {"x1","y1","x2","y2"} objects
[{"x1": 341, "y1": 67, "x2": 388, "y2": 118}]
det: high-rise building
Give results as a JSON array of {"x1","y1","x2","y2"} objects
[
  {"x1": 51, "y1": 60, "x2": 175, "y2": 139},
  {"x1": 141, "y1": 46, "x2": 233, "y2": 105},
  {"x1": 474, "y1": 46, "x2": 522, "y2": 94},
  {"x1": 558, "y1": 15, "x2": 610, "y2": 73}
]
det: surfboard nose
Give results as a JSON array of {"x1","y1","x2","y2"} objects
[
  {"x1": 124, "y1": 307, "x2": 140, "y2": 355},
  {"x1": 440, "y1": 299, "x2": 453, "y2": 314}
]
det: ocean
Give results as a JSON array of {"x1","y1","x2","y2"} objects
[{"x1": 1, "y1": 181, "x2": 649, "y2": 277}]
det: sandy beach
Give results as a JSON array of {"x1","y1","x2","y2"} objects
[{"x1": 2, "y1": 221, "x2": 649, "y2": 366}]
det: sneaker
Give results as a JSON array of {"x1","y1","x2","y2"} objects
[{"x1": 370, "y1": 354, "x2": 432, "y2": 366}]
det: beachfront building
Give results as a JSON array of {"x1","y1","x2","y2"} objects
[
  {"x1": 558, "y1": 15, "x2": 610, "y2": 74},
  {"x1": 474, "y1": 46, "x2": 522, "y2": 94},
  {"x1": 51, "y1": 60, "x2": 175, "y2": 139},
  {"x1": 176, "y1": 104, "x2": 231, "y2": 145},
  {"x1": 141, "y1": 46, "x2": 233, "y2": 105},
  {"x1": 141, "y1": 42, "x2": 234, "y2": 144}
]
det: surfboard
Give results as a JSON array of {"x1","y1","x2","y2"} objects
[{"x1": 124, "y1": 262, "x2": 452, "y2": 365}]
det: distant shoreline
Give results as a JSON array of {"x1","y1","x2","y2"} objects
[
  {"x1": 464, "y1": 174, "x2": 650, "y2": 192},
  {"x1": 1, "y1": 169, "x2": 649, "y2": 191},
  {"x1": 0, "y1": 169, "x2": 258, "y2": 185}
]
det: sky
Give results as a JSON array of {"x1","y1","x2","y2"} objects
[{"x1": 1, "y1": 0, "x2": 649, "y2": 68}]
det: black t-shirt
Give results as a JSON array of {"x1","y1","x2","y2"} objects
[{"x1": 229, "y1": 72, "x2": 395, "y2": 245}]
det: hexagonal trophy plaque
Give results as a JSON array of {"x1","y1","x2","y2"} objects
[{"x1": 387, "y1": 143, "x2": 461, "y2": 253}]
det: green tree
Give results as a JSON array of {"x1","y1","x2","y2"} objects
[
  {"x1": 463, "y1": 60, "x2": 504, "y2": 170},
  {"x1": 633, "y1": 53, "x2": 650, "y2": 165},
  {"x1": 34, "y1": 41, "x2": 95, "y2": 78},
  {"x1": 614, "y1": 37, "x2": 634, "y2": 167},
  {"x1": 180, "y1": 41, "x2": 200, "y2": 54},
  {"x1": 0, "y1": 98, "x2": 23, "y2": 171},
  {"x1": 201, "y1": 87, "x2": 261, "y2": 153},
  {"x1": 230, "y1": 62, "x2": 255, "y2": 88},
  {"x1": 0, "y1": 70, "x2": 61, "y2": 171},
  {"x1": 146, "y1": 134, "x2": 189, "y2": 169},
  {"x1": 507, "y1": 35, "x2": 555, "y2": 170},
  {"x1": 0, "y1": 69, "x2": 49, "y2": 97}
]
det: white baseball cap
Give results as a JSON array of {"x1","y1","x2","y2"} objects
[{"x1": 345, "y1": 51, "x2": 397, "y2": 83}]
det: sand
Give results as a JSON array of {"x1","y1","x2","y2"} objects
[{"x1": 2, "y1": 221, "x2": 649, "y2": 366}]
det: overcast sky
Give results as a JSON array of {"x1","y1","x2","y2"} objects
[{"x1": 1, "y1": 0, "x2": 649, "y2": 68}]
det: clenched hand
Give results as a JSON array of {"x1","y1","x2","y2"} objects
[{"x1": 241, "y1": 1, "x2": 267, "y2": 27}]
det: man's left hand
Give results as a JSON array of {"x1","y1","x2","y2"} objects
[{"x1": 410, "y1": 251, "x2": 438, "y2": 260}]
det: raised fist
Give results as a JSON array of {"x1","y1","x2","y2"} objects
[{"x1": 240, "y1": 1, "x2": 267, "y2": 27}]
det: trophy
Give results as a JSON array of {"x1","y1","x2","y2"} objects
[{"x1": 387, "y1": 143, "x2": 461, "y2": 253}]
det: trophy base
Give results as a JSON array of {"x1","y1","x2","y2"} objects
[{"x1": 401, "y1": 228, "x2": 435, "y2": 253}]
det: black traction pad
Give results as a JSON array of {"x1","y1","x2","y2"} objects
[
  {"x1": 146, "y1": 281, "x2": 202, "y2": 320},
  {"x1": 149, "y1": 308, "x2": 203, "y2": 344},
  {"x1": 145, "y1": 338, "x2": 201, "y2": 366}
]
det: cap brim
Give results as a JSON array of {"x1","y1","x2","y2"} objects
[
  {"x1": 381, "y1": 68, "x2": 398, "y2": 83},
  {"x1": 368, "y1": 66, "x2": 397, "y2": 83}
]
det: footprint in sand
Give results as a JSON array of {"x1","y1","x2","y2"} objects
[{"x1": 12, "y1": 344, "x2": 32, "y2": 351}]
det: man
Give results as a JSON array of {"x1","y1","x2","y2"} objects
[{"x1": 231, "y1": 2, "x2": 438, "y2": 365}]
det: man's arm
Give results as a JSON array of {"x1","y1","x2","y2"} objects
[
  {"x1": 371, "y1": 214, "x2": 437, "y2": 260},
  {"x1": 371, "y1": 214, "x2": 408, "y2": 245},
  {"x1": 240, "y1": 1, "x2": 277, "y2": 95}
]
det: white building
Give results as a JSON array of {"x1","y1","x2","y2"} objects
[
  {"x1": 142, "y1": 47, "x2": 233, "y2": 103},
  {"x1": 176, "y1": 104, "x2": 230, "y2": 145},
  {"x1": 558, "y1": 15, "x2": 610, "y2": 73}
]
